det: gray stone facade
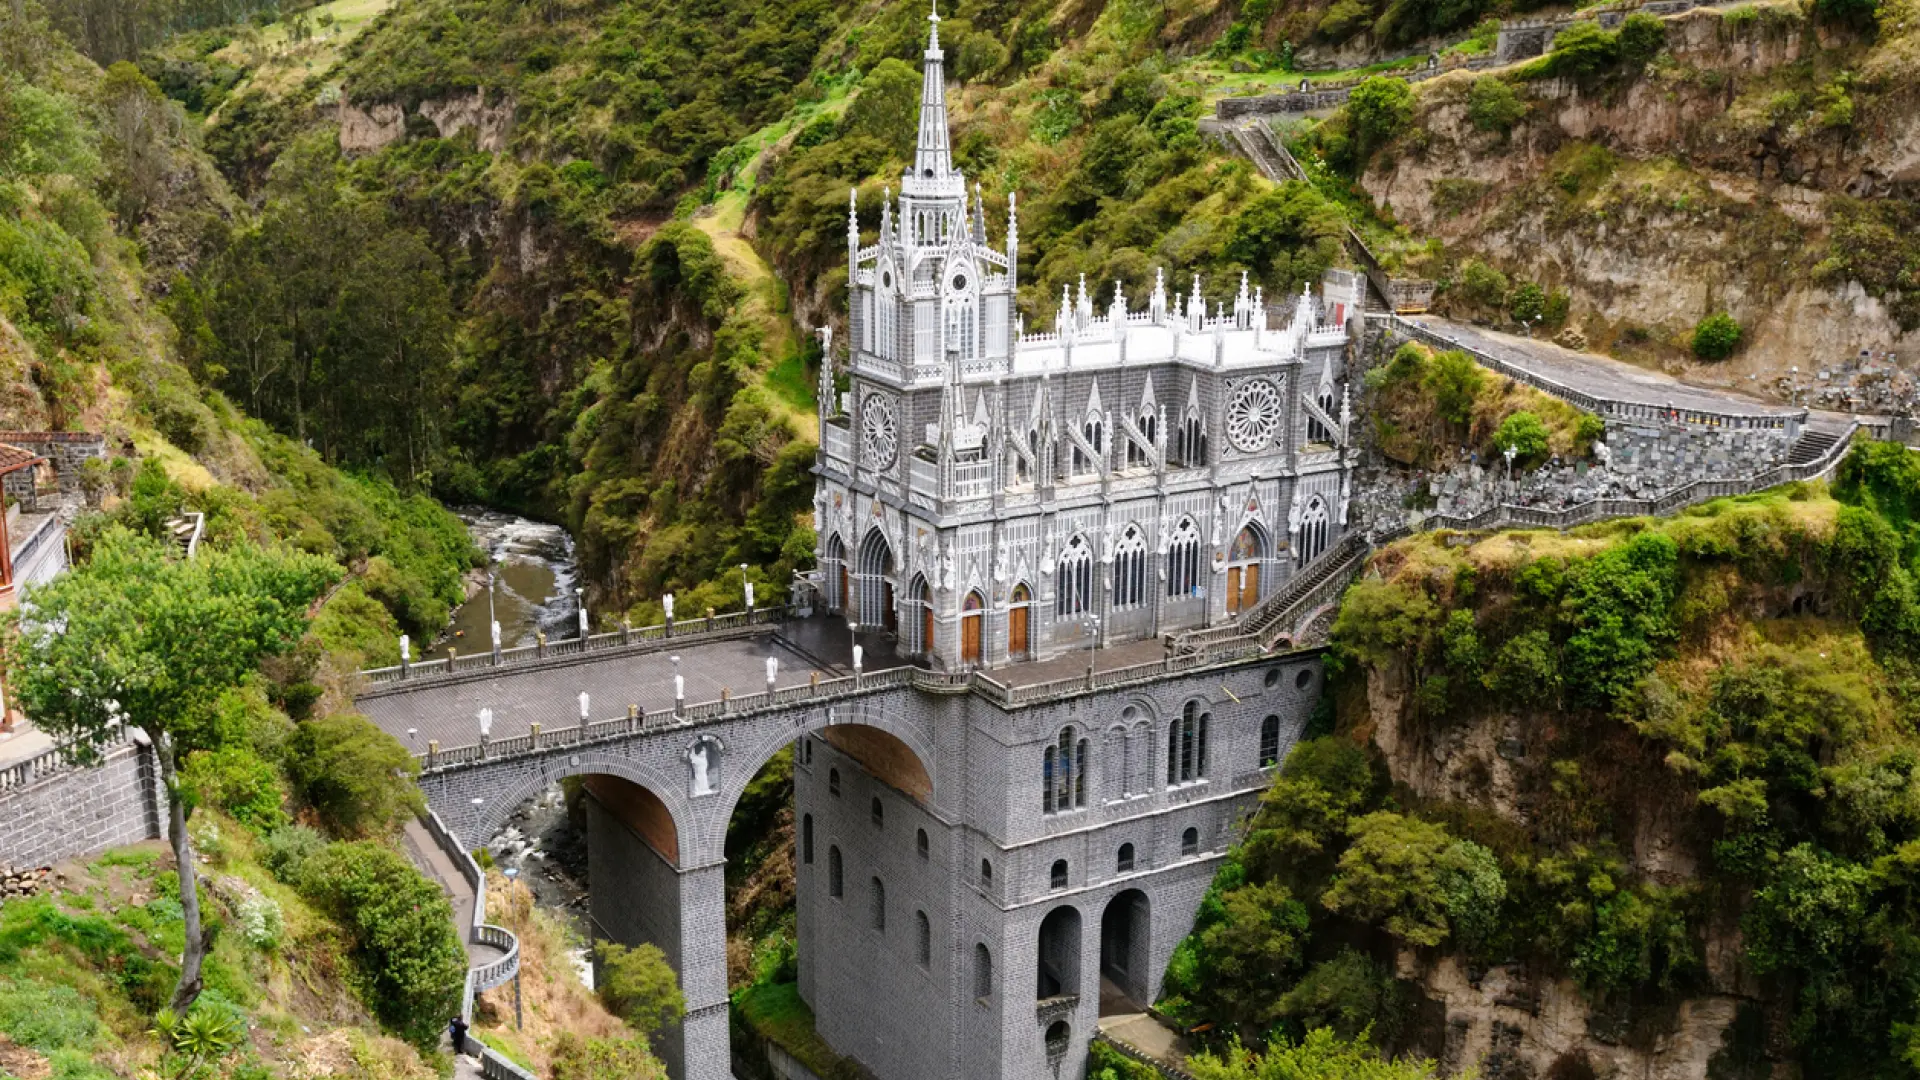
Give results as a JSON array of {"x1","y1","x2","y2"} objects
[{"x1": 0, "y1": 739, "x2": 165, "y2": 868}]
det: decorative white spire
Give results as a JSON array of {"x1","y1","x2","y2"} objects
[
  {"x1": 1150, "y1": 267, "x2": 1167, "y2": 322},
  {"x1": 912, "y1": 0, "x2": 952, "y2": 183}
]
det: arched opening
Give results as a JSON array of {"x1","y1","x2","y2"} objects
[
  {"x1": 1165, "y1": 517, "x2": 1203, "y2": 603},
  {"x1": 817, "y1": 724, "x2": 932, "y2": 802},
  {"x1": 1112, "y1": 525, "x2": 1147, "y2": 610},
  {"x1": 960, "y1": 590, "x2": 984, "y2": 665},
  {"x1": 1227, "y1": 523, "x2": 1268, "y2": 616},
  {"x1": 1181, "y1": 827, "x2": 1199, "y2": 856},
  {"x1": 1008, "y1": 582, "x2": 1033, "y2": 660},
  {"x1": 1166, "y1": 701, "x2": 1209, "y2": 787},
  {"x1": 974, "y1": 943, "x2": 994, "y2": 1000},
  {"x1": 1298, "y1": 496, "x2": 1331, "y2": 565},
  {"x1": 916, "y1": 911, "x2": 932, "y2": 967},
  {"x1": 1260, "y1": 715, "x2": 1282, "y2": 768},
  {"x1": 1050, "y1": 859, "x2": 1069, "y2": 890},
  {"x1": 1116, "y1": 843, "x2": 1134, "y2": 873},
  {"x1": 1037, "y1": 906, "x2": 1083, "y2": 1001},
  {"x1": 856, "y1": 528, "x2": 897, "y2": 632},
  {"x1": 912, "y1": 574, "x2": 934, "y2": 657},
  {"x1": 1057, "y1": 534, "x2": 1094, "y2": 619},
  {"x1": 1099, "y1": 889, "x2": 1151, "y2": 1014}
]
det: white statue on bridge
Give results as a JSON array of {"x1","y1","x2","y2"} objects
[{"x1": 689, "y1": 737, "x2": 722, "y2": 797}]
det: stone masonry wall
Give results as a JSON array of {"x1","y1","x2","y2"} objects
[
  {"x1": 0, "y1": 741, "x2": 165, "y2": 868},
  {"x1": 0, "y1": 432, "x2": 107, "y2": 496}
]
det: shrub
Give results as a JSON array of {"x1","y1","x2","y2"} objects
[
  {"x1": 260, "y1": 824, "x2": 327, "y2": 882},
  {"x1": 286, "y1": 713, "x2": 423, "y2": 838},
  {"x1": 1466, "y1": 77, "x2": 1525, "y2": 135},
  {"x1": 595, "y1": 941, "x2": 684, "y2": 1038},
  {"x1": 180, "y1": 746, "x2": 288, "y2": 832},
  {"x1": 1346, "y1": 77, "x2": 1414, "y2": 162},
  {"x1": 1543, "y1": 21, "x2": 1618, "y2": 76},
  {"x1": 1424, "y1": 351, "x2": 1485, "y2": 426},
  {"x1": 1456, "y1": 259, "x2": 1508, "y2": 309},
  {"x1": 840, "y1": 59, "x2": 920, "y2": 150},
  {"x1": 548, "y1": 1032, "x2": 668, "y2": 1080},
  {"x1": 294, "y1": 841, "x2": 465, "y2": 1048},
  {"x1": 1617, "y1": 12, "x2": 1667, "y2": 64},
  {"x1": 1494, "y1": 411, "x2": 1551, "y2": 464},
  {"x1": 1508, "y1": 281, "x2": 1547, "y2": 325},
  {"x1": 1323, "y1": 812, "x2": 1461, "y2": 946},
  {"x1": 1278, "y1": 949, "x2": 1402, "y2": 1042},
  {"x1": 1691, "y1": 311, "x2": 1741, "y2": 360}
]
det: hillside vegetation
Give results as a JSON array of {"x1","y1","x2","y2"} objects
[{"x1": 1164, "y1": 442, "x2": 1920, "y2": 1077}]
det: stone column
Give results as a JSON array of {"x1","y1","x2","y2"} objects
[{"x1": 676, "y1": 858, "x2": 732, "y2": 1080}]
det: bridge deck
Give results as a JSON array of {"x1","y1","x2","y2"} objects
[{"x1": 357, "y1": 618, "x2": 904, "y2": 754}]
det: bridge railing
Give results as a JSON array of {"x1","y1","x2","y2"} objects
[{"x1": 359, "y1": 604, "x2": 795, "y2": 689}]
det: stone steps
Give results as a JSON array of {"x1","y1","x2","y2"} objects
[{"x1": 1786, "y1": 428, "x2": 1841, "y2": 466}]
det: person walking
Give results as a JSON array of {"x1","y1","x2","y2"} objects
[{"x1": 449, "y1": 1016, "x2": 469, "y2": 1056}]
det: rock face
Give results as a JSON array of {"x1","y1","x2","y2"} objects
[
  {"x1": 0, "y1": 863, "x2": 51, "y2": 903},
  {"x1": 338, "y1": 92, "x2": 516, "y2": 156},
  {"x1": 1365, "y1": 6, "x2": 1920, "y2": 379}
]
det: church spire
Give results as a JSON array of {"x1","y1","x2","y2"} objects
[{"x1": 912, "y1": 0, "x2": 952, "y2": 183}]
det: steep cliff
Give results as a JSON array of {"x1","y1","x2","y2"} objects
[{"x1": 1361, "y1": 3, "x2": 1920, "y2": 379}]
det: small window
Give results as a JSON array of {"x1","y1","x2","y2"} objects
[
  {"x1": 917, "y1": 828, "x2": 930, "y2": 860},
  {"x1": 872, "y1": 796, "x2": 885, "y2": 828},
  {"x1": 980, "y1": 859, "x2": 993, "y2": 888},
  {"x1": 1260, "y1": 715, "x2": 1282, "y2": 769},
  {"x1": 829, "y1": 846, "x2": 844, "y2": 898},
  {"x1": 1181, "y1": 827, "x2": 1199, "y2": 856},
  {"x1": 1117, "y1": 843, "x2": 1134, "y2": 873},
  {"x1": 1050, "y1": 860, "x2": 1068, "y2": 890},
  {"x1": 1265, "y1": 668, "x2": 1281, "y2": 689},
  {"x1": 803, "y1": 814, "x2": 814, "y2": 864},
  {"x1": 974, "y1": 944, "x2": 993, "y2": 1000},
  {"x1": 871, "y1": 877, "x2": 886, "y2": 932},
  {"x1": 1295, "y1": 668, "x2": 1314, "y2": 691},
  {"x1": 916, "y1": 910, "x2": 931, "y2": 968},
  {"x1": 829, "y1": 768, "x2": 841, "y2": 797}
]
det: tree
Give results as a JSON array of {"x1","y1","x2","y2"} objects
[
  {"x1": 3, "y1": 527, "x2": 338, "y2": 1011},
  {"x1": 1691, "y1": 311, "x2": 1741, "y2": 361},
  {"x1": 1508, "y1": 281, "x2": 1546, "y2": 325},
  {"x1": 286, "y1": 713, "x2": 425, "y2": 837},
  {"x1": 1278, "y1": 950, "x2": 1402, "y2": 1042},
  {"x1": 98, "y1": 62, "x2": 182, "y2": 229},
  {"x1": 841, "y1": 59, "x2": 921, "y2": 151},
  {"x1": 1346, "y1": 77, "x2": 1414, "y2": 162},
  {"x1": 1192, "y1": 881, "x2": 1311, "y2": 1029},
  {"x1": 1322, "y1": 812, "x2": 1461, "y2": 946},
  {"x1": 596, "y1": 941, "x2": 685, "y2": 1038},
  {"x1": 1455, "y1": 259, "x2": 1508, "y2": 309},
  {"x1": 1494, "y1": 411, "x2": 1550, "y2": 464},
  {"x1": 548, "y1": 1032, "x2": 668, "y2": 1080},
  {"x1": 1466, "y1": 77, "x2": 1525, "y2": 135}
]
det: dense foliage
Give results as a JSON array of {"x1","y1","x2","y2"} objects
[{"x1": 1166, "y1": 447, "x2": 1920, "y2": 1076}]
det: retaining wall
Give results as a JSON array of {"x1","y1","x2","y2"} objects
[{"x1": 0, "y1": 738, "x2": 165, "y2": 868}]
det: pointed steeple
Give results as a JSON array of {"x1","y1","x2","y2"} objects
[{"x1": 913, "y1": 0, "x2": 953, "y2": 183}]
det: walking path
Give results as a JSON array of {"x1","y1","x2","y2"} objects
[{"x1": 399, "y1": 818, "x2": 503, "y2": 1080}]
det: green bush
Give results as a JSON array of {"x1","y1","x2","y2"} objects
[
  {"x1": 1508, "y1": 281, "x2": 1547, "y2": 325},
  {"x1": 259, "y1": 824, "x2": 327, "y2": 883},
  {"x1": 1617, "y1": 12, "x2": 1668, "y2": 64},
  {"x1": 286, "y1": 713, "x2": 423, "y2": 838},
  {"x1": 293, "y1": 841, "x2": 464, "y2": 1048},
  {"x1": 1455, "y1": 259, "x2": 1508, "y2": 309},
  {"x1": 1540, "y1": 21, "x2": 1618, "y2": 77},
  {"x1": 1278, "y1": 949, "x2": 1402, "y2": 1042},
  {"x1": 1424, "y1": 351, "x2": 1485, "y2": 426},
  {"x1": 1346, "y1": 77, "x2": 1414, "y2": 162},
  {"x1": 595, "y1": 941, "x2": 684, "y2": 1038},
  {"x1": 1691, "y1": 311, "x2": 1742, "y2": 361},
  {"x1": 1466, "y1": 77, "x2": 1525, "y2": 135},
  {"x1": 1322, "y1": 812, "x2": 1461, "y2": 947},
  {"x1": 179, "y1": 747, "x2": 288, "y2": 832},
  {"x1": 1494, "y1": 411, "x2": 1551, "y2": 464}
]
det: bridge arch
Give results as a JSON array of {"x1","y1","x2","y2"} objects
[
  {"x1": 466, "y1": 751, "x2": 692, "y2": 864},
  {"x1": 721, "y1": 697, "x2": 941, "y2": 828}
]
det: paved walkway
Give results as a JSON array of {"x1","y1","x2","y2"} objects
[
  {"x1": 1099, "y1": 1012, "x2": 1190, "y2": 1070},
  {"x1": 1410, "y1": 317, "x2": 1811, "y2": 420},
  {"x1": 0, "y1": 720, "x2": 53, "y2": 768}
]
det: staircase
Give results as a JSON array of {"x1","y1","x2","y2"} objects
[
  {"x1": 1786, "y1": 426, "x2": 1842, "y2": 466},
  {"x1": 164, "y1": 513, "x2": 204, "y2": 558},
  {"x1": 1170, "y1": 532, "x2": 1377, "y2": 656}
]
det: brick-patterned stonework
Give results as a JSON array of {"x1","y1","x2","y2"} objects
[
  {"x1": 0, "y1": 740, "x2": 165, "y2": 868},
  {"x1": 0, "y1": 432, "x2": 106, "y2": 497}
]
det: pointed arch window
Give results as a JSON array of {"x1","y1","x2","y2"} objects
[
  {"x1": 1056, "y1": 535, "x2": 1094, "y2": 618},
  {"x1": 946, "y1": 298, "x2": 977, "y2": 361},
  {"x1": 1043, "y1": 725, "x2": 1089, "y2": 815},
  {"x1": 1112, "y1": 525, "x2": 1148, "y2": 609},
  {"x1": 1166, "y1": 701, "x2": 1209, "y2": 786},
  {"x1": 1298, "y1": 497, "x2": 1331, "y2": 564},
  {"x1": 1308, "y1": 384, "x2": 1337, "y2": 444},
  {"x1": 1260, "y1": 715, "x2": 1282, "y2": 768},
  {"x1": 1128, "y1": 408, "x2": 1158, "y2": 470},
  {"x1": 1176, "y1": 408, "x2": 1207, "y2": 467},
  {"x1": 1166, "y1": 517, "x2": 1203, "y2": 599}
]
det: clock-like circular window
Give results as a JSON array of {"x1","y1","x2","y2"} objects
[
  {"x1": 1226, "y1": 379, "x2": 1283, "y2": 452},
  {"x1": 861, "y1": 393, "x2": 898, "y2": 469},
  {"x1": 881, "y1": 270, "x2": 893, "y2": 290},
  {"x1": 951, "y1": 272, "x2": 968, "y2": 292}
]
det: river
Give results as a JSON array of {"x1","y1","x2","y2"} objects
[{"x1": 439, "y1": 510, "x2": 595, "y2": 953}]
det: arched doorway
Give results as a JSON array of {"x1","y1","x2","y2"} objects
[
  {"x1": 1099, "y1": 889, "x2": 1151, "y2": 1014},
  {"x1": 1037, "y1": 905, "x2": 1082, "y2": 1001},
  {"x1": 856, "y1": 529, "x2": 897, "y2": 632},
  {"x1": 1008, "y1": 582, "x2": 1032, "y2": 660},
  {"x1": 961, "y1": 590, "x2": 983, "y2": 665},
  {"x1": 1226, "y1": 523, "x2": 1267, "y2": 616}
]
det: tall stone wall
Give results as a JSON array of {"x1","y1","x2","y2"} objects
[
  {"x1": 0, "y1": 741, "x2": 165, "y2": 868},
  {"x1": 0, "y1": 432, "x2": 107, "y2": 496}
]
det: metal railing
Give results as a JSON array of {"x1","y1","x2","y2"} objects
[
  {"x1": 418, "y1": 810, "x2": 522, "y2": 1023},
  {"x1": 1092, "y1": 1030, "x2": 1199, "y2": 1080},
  {"x1": 360, "y1": 604, "x2": 794, "y2": 689}
]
